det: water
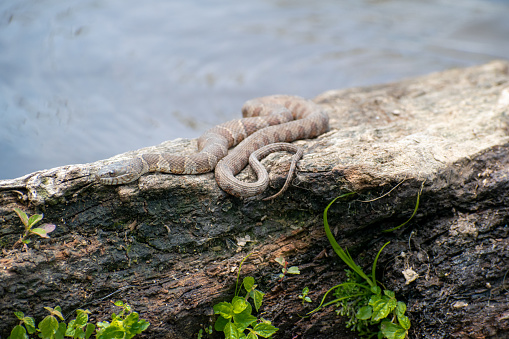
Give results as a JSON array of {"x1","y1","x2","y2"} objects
[{"x1": 1, "y1": 0, "x2": 508, "y2": 179}]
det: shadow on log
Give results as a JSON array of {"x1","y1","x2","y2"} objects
[{"x1": 1, "y1": 61, "x2": 508, "y2": 338}]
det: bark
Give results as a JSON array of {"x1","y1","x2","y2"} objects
[{"x1": 1, "y1": 60, "x2": 508, "y2": 338}]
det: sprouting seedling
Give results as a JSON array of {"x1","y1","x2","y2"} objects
[
  {"x1": 12, "y1": 207, "x2": 56, "y2": 250},
  {"x1": 275, "y1": 256, "x2": 300, "y2": 281},
  {"x1": 298, "y1": 287, "x2": 312, "y2": 305}
]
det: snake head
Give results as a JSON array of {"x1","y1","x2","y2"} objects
[{"x1": 96, "y1": 158, "x2": 145, "y2": 185}]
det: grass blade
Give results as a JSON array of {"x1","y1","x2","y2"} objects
[{"x1": 323, "y1": 194, "x2": 374, "y2": 287}]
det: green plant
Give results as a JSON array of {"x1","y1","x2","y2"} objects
[
  {"x1": 307, "y1": 194, "x2": 411, "y2": 339},
  {"x1": 197, "y1": 325, "x2": 213, "y2": 338},
  {"x1": 274, "y1": 256, "x2": 300, "y2": 281},
  {"x1": 8, "y1": 306, "x2": 94, "y2": 339},
  {"x1": 7, "y1": 301, "x2": 149, "y2": 339},
  {"x1": 213, "y1": 254, "x2": 278, "y2": 339},
  {"x1": 12, "y1": 208, "x2": 56, "y2": 250},
  {"x1": 298, "y1": 287, "x2": 312, "y2": 305},
  {"x1": 382, "y1": 181, "x2": 423, "y2": 233},
  {"x1": 96, "y1": 301, "x2": 150, "y2": 339}
]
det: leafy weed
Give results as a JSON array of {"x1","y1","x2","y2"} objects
[
  {"x1": 7, "y1": 301, "x2": 149, "y2": 339},
  {"x1": 307, "y1": 194, "x2": 411, "y2": 339},
  {"x1": 212, "y1": 254, "x2": 278, "y2": 339}
]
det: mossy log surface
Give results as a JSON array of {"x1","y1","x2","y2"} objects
[{"x1": 1, "y1": 61, "x2": 508, "y2": 338}]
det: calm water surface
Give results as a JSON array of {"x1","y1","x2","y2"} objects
[{"x1": 1, "y1": 0, "x2": 508, "y2": 179}]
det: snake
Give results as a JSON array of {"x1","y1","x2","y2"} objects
[{"x1": 96, "y1": 95, "x2": 329, "y2": 199}]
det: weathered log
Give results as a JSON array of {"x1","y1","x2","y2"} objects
[{"x1": 1, "y1": 60, "x2": 508, "y2": 338}]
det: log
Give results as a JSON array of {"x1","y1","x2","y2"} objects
[{"x1": 1, "y1": 60, "x2": 508, "y2": 338}]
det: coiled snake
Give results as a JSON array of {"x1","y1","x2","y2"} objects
[{"x1": 96, "y1": 95, "x2": 329, "y2": 199}]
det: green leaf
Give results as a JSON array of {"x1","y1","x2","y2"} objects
[
  {"x1": 74, "y1": 310, "x2": 89, "y2": 327},
  {"x1": 73, "y1": 327, "x2": 85, "y2": 339},
  {"x1": 372, "y1": 242, "x2": 390, "y2": 287},
  {"x1": 96, "y1": 321, "x2": 110, "y2": 330},
  {"x1": 398, "y1": 314, "x2": 411, "y2": 330},
  {"x1": 65, "y1": 319, "x2": 76, "y2": 337},
  {"x1": 250, "y1": 290, "x2": 265, "y2": 312},
  {"x1": 251, "y1": 323, "x2": 278, "y2": 338},
  {"x1": 274, "y1": 256, "x2": 285, "y2": 266},
  {"x1": 243, "y1": 277, "x2": 255, "y2": 293},
  {"x1": 44, "y1": 306, "x2": 64, "y2": 321},
  {"x1": 23, "y1": 317, "x2": 36, "y2": 334},
  {"x1": 40, "y1": 223, "x2": 56, "y2": 234},
  {"x1": 235, "y1": 253, "x2": 254, "y2": 297},
  {"x1": 396, "y1": 301, "x2": 406, "y2": 317},
  {"x1": 233, "y1": 303, "x2": 256, "y2": 332},
  {"x1": 8, "y1": 325, "x2": 28, "y2": 339},
  {"x1": 234, "y1": 313, "x2": 257, "y2": 332},
  {"x1": 246, "y1": 332, "x2": 258, "y2": 339},
  {"x1": 27, "y1": 214, "x2": 43, "y2": 228},
  {"x1": 122, "y1": 312, "x2": 149, "y2": 338},
  {"x1": 304, "y1": 297, "x2": 312, "y2": 303},
  {"x1": 302, "y1": 287, "x2": 309, "y2": 295},
  {"x1": 380, "y1": 320, "x2": 408, "y2": 339},
  {"x1": 84, "y1": 324, "x2": 95, "y2": 339},
  {"x1": 38, "y1": 315, "x2": 59, "y2": 339},
  {"x1": 214, "y1": 302, "x2": 234, "y2": 319},
  {"x1": 14, "y1": 311, "x2": 24, "y2": 320},
  {"x1": 369, "y1": 294, "x2": 381, "y2": 305},
  {"x1": 369, "y1": 295, "x2": 397, "y2": 322},
  {"x1": 356, "y1": 305, "x2": 372, "y2": 320},
  {"x1": 371, "y1": 285, "x2": 381, "y2": 295},
  {"x1": 55, "y1": 322, "x2": 66, "y2": 339},
  {"x1": 323, "y1": 194, "x2": 374, "y2": 287},
  {"x1": 214, "y1": 315, "x2": 230, "y2": 332},
  {"x1": 224, "y1": 322, "x2": 241, "y2": 339},
  {"x1": 258, "y1": 318, "x2": 272, "y2": 325},
  {"x1": 124, "y1": 312, "x2": 140, "y2": 330},
  {"x1": 232, "y1": 297, "x2": 248, "y2": 314},
  {"x1": 66, "y1": 313, "x2": 91, "y2": 339},
  {"x1": 383, "y1": 181, "x2": 423, "y2": 232},
  {"x1": 138, "y1": 319, "x2": 150, "y2": 333},
  {"x1": 383, "y1": 290, "x2": 395, "y2": 298},
  {"x1": 30, "y1": 228, "x2": 49, "y2": 238},
  {"x1": 114, "y1": 300, "x2": 124, "y2": 307},
  {"x1": 13, "y1": 208, "x2": 29, "y2": 227},
  {"x1": 286, "y1": 266, "x2": 300, "y2": 275},
  {"x1": 96, "y1": 325, "x2": 124, "y2": 339}
]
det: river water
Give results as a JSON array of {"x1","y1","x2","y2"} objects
[{"x1": 1, "y1": 0, "x2": 508, "y2": 179}]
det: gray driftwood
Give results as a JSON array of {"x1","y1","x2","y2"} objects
[{"x1": 1, "y1": 61, "x2": 508, "y2": 338}]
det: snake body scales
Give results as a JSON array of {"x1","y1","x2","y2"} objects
[{"x1": 96, "y1": 95, "x2": 329, "y2": 198}]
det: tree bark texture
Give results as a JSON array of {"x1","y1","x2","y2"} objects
[{"x1": 1, "y1": 60, "x2": 508, "y2": 338}]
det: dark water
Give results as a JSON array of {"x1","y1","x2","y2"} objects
[{"x1": 1, "y1": 0, "x2": 508, "y2": 179}]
